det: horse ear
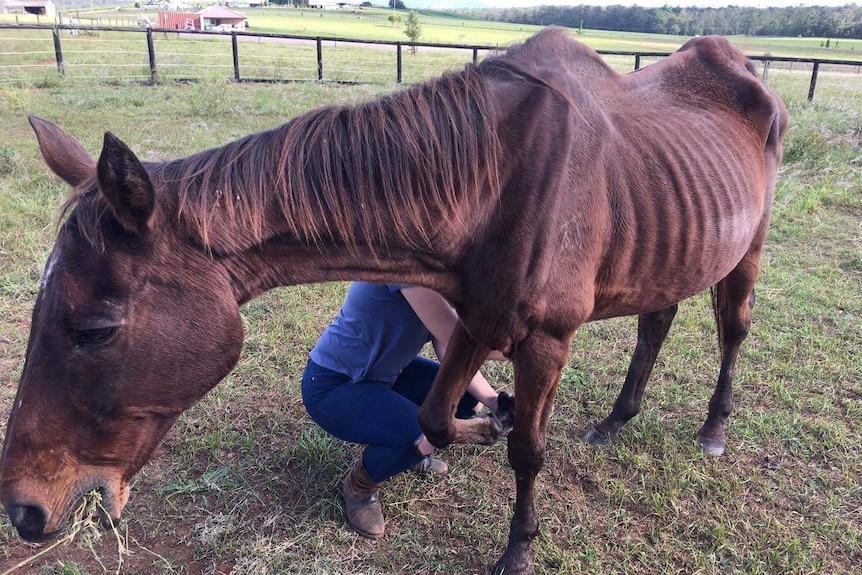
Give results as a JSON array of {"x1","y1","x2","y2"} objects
[
  {"x1": 97, "y1": 131, "x2": 156, "y2": 235},
  {"x1": 29, "y1": 116, "x2": 96, "y2": 188}
]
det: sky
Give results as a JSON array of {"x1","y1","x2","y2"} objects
[{"x1": 415, "y1": 1, "x2": 857, "y2": 9}]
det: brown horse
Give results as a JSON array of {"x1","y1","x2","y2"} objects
[{"x1": 0, "y1": 28, "x2": 785, "y2": 575}]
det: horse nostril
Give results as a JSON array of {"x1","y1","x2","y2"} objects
[{"x1": 7, "y1": 502, "x2": 49, "y2": 541}]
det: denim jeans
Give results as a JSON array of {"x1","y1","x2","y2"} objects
[{"x1": 301, "y1": 357, "x2": 479, "y2": 483}]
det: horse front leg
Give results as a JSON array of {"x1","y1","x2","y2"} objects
[
  {"x1": 492, "y1": 331, "x2": 570, "y2": 575},
  {"x1": 418, "y1": 323, "x2": 501, "y2": 448},
  {"x1": 585, "y1": 304, "x2": 678, "y2": 445}
]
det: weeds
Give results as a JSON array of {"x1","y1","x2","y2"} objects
[{"x1": 0, "y1": 146, "x2": 19, "y2": 175}]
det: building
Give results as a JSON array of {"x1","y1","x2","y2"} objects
[
  {"x1": 198, "y1": 5, "x2": 247, "y2": 31},
  {"x1": 158, "y1": 10, "x2": 200, "y2": 30},
  {"x1": 0, "y1": 0, "x2": 56, "y2": 17}
]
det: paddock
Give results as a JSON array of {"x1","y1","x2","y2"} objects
[{"x1": 0, "y1": 48, "x2": 859, "y2": 575}]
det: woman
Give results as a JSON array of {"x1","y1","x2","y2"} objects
[{"x1": 301, "y1": 282, "x2": 513, "y2": 539}]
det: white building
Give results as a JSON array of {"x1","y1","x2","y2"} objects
[{"x1": 0, "y1": 0, "x2": 56, "y2": 17}]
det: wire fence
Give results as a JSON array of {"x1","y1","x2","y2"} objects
[{"x1": 1, "y1": 24, "x2": 861, "y2": 102}]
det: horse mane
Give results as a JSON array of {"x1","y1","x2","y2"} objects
[{"x1": 60, "y1": 64, "x2": 502, "y2": 255}]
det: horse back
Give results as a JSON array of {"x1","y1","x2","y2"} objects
[{"x1": 459, "y1": 31, "x2": 787, "y2": 345}]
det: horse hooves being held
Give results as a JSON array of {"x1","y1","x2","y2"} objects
[
  {"x1": 455, "y1": 415, "x2": 503, "y2": 446},
  {"x1": 583, "y1": 427, "x2": 613, "y2": 446},
  {"x1": 494, "y1": 390, "x2": 516, "y2": 432},
  {"x1": 697, "y1": 435, "x2": 726, "y2": 456}
]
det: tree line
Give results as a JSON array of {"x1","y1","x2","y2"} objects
[{"x1": 457, "y1": 4, "x2": 862, "y2": 40}]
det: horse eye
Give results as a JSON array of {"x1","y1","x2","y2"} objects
[{"x1": 73, "y1": 327, "x2": 119, "y2": 347}]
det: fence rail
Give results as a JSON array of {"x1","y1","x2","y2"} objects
[{"x1": 2, "y1": 23, "x2": 861, "y2": 101}]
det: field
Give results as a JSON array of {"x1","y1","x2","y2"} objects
[
  {"x1": 1, "y1": 12, "x2": 862, "y2": 575},
  {"x1": 5, "y1": 5, "x2": 862, "y2": 55}
]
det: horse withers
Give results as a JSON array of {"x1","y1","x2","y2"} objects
[{"x1": 0, "y1": 28, "x2": 786, "y2": 575}]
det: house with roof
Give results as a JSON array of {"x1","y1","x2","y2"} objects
[{"x1": 198, "y1": 5, "x2": 246, "y2": 31}]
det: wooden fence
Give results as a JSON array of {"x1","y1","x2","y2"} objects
[{"x1": 2, "y1": 23, "x2": 861, "y2": 101}]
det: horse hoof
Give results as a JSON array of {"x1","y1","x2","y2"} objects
[
  {"x1": 485, "y1": 415, "x2": 504, "y2": 445},
  {"x1": 459, "y1": 415, "x2": 503, "y2": 446},
  {"x1": 697, "y1": 436, "x2": 726, "y2": 456},
  {"x1": 491, "y1": 555, "x2": 534, "y2": 575},
  {"x1": 583, "y1": 427, "x2": 612, "y2": 446}
]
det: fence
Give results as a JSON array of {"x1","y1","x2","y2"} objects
[{"x1": 2, "y1": 23, "x2": 861, "y2": 102}]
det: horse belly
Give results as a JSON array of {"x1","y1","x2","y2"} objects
[
  {"x1": 588, "y1": 124, "x2": 767, "y2": 319},
  {"x1": 589, "y1": 240, "x2": 751, "y2": 320}
]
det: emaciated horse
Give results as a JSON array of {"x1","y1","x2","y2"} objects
[{"x1": 0, "y1": 28, "x2": 786, "y2": 575}]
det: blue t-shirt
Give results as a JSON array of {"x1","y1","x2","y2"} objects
[{"x1": 310, "y1": 282, "x2": 431, "y2": 384}]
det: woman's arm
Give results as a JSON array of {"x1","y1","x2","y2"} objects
[
  {"x1": 399, "y1": 287, "x2": 508, "y2": 360},
  {"x1": 400, "y1": 286, "x2": 505, "y2": 411}
]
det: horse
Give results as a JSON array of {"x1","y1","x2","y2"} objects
[{"x1": 0, "y1": 27, "x2": 786, "y2": 575}]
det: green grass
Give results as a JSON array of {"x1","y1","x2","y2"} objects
[{"x1": 0, "y1": 20, "x2": 861, "y2": 575}]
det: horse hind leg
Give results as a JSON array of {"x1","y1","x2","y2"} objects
[
  {"x1": 584, "y1": 304, "x2": 678, "y2": 446},
  {"x1": 697, "y1": 263, "x2": 759, "y2": 456}
]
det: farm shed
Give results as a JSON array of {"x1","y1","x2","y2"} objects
[
  {"x1": 158, "y1": 11, "x2": 200, "y2": 30},
  {"x1": 198, "y1": 6, "x2": 246, "y2": 30},
  {"x1": 0, "y1": 0, "x2": 55, "y2": 16}
]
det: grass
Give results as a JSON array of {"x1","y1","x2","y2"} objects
[{"x1": 0, "y1": 20, "x2": 861, "y2": 575}]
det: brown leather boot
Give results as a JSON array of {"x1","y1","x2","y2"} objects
[{"x1": 342, "y1": 459, "x2": 385, "y2": 539}]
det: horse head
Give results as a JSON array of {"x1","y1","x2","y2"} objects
[{"x1": 0, "y1": 118, "x2": 244, "y2": 542}]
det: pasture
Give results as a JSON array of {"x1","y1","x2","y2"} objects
[
  {"x1": 6, "y1": 5, "x2": 862, "y2": 55},
  {"x1": 0, "y1": 34, "x2": 861, "y2": 575}
]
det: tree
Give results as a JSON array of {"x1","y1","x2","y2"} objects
[
  {"x1": 405, "y1": 10, "x2": 422, "y2": 54},
  {"x1": 388, "y1": 0, "x2": 405, "y2": 9}
]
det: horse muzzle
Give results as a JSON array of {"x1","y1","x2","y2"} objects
[
  {"x1": 1, "y1": 476, "x2": 127, "y2": 543},
  {"x1": 5, "y1": 499, "x2": 60, "y2": 543}
]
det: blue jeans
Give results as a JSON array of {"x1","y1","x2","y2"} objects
[{"x1": 301, "y1": 357, "x2": 479, "y2": 483}]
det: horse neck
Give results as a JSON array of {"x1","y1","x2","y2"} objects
[
  {"x1": 156, "y1": 76, "x2": 500, "y2": 302},
  {"x1": 218, "y1": 235, "x2": 460, "y2": 305}
]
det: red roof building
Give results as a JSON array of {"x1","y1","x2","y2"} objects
[{"x1": 198, "y1": 6, "x2": 246, "y2": 31}]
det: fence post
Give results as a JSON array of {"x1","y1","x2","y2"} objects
[
  {"x1": 146, "y1": 28, "x2": 157, "y2": 84},
  {"x1": 232, "y1": 32, "x2": 240, "y2": 81},
  {"x1": 808, "y1": 61, "x2": 819, "y2": 102},
  {"x1": 472, "y1": 47, "x2": 478, "y2": 66},
  {"x1": 634, "y1": 53, "x2": 641, "y2": 70},
  {"x1": 396, "y1": 43, "x2": 402, "y2": 84},
  {"x1": 52, "y1": 26, "x2": 64, "y2": 76},
  {"x1": 316, "y1": 37, "x2": 323, "y2": 81}
]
